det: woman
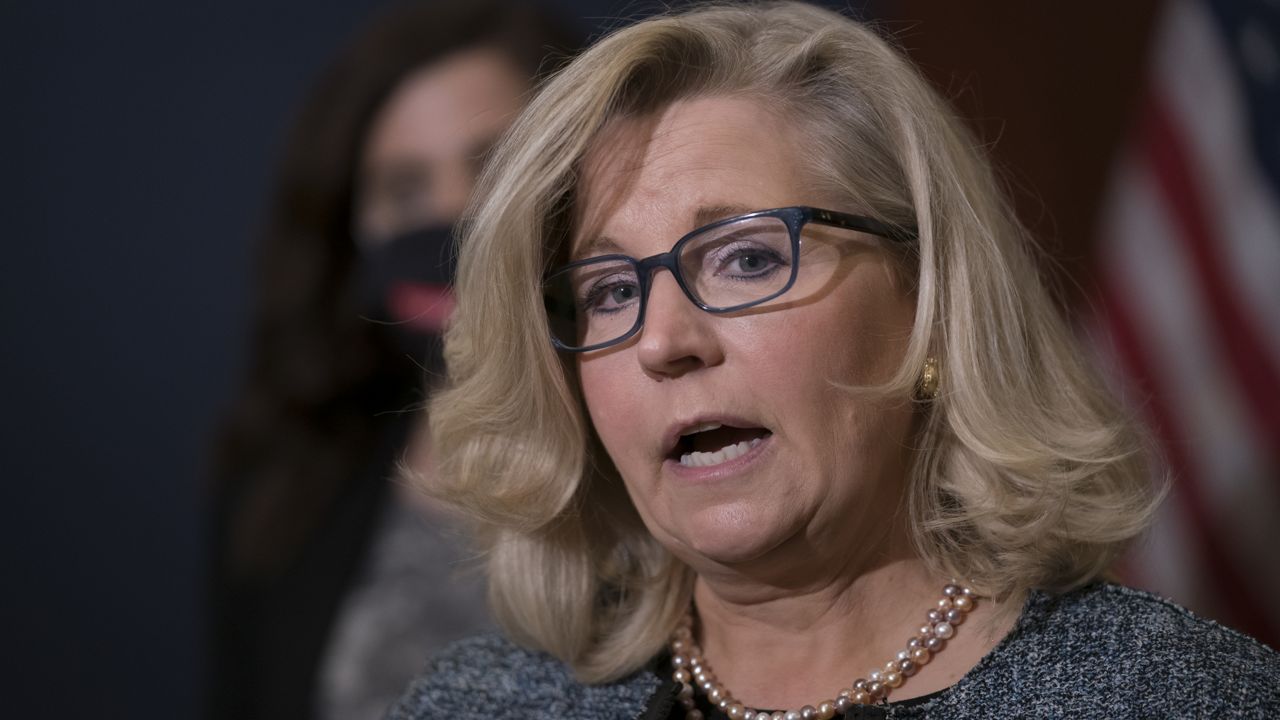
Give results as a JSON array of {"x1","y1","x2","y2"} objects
[
  {"x1": 209, "y1": 3, "x2": 578, "y2": 719},
  {"x1": 389, "y1": 2, "x2": 1279, "y2": 718}
]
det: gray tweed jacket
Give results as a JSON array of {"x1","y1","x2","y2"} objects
[{"x1": 386, "y1": 584, "x2": 1280, "y2": 719}]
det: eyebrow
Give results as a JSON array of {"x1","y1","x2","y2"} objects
[
  {"x1": 574, "y1": 203, "x2": 758, "y2": 260},
  {"x1": 693, "y1": 203, "x2": 754, "y2": 227},
  {"x1": 575, "y1": 235, "x2": 624, "y2": 259}
]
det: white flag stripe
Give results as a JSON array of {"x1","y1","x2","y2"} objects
[
  {"x1": 1083, "y1": 298, "x2": 1228, "y2": 611},
  {"x1": 1079, "y1": 313, "x2": 1209, "y2": 608},
  {"x1": 1158, "y1": 0, "x2": 1280, "y2": 361},
  {"x1": 1102, "y1": 156, "x2": 1280, "y2": 602},
  {"x1": 1104, "y1": 157, "x2": 1277, "y2": 509}
]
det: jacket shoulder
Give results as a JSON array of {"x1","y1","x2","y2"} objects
[
  {"x1": 913, "y1": 584, "x2": 1279, "y2": 719},
  {"x1": 384, "y1": 633, "x2": 664, "y2": 720},
  {"x1": 1051, "y1": 584, "x2": 1277, "y2": 666},
  {"x1": 982, "y1": 584, "x2": 1278, "y2": 717}
]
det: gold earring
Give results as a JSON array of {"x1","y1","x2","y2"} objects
[{"x1": 918, "y1": 356, "x2": 940, "y2": 401}]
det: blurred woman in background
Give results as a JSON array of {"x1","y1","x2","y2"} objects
[{"x1": 209, "y1": 4, "x2": 579, "y2": 719}]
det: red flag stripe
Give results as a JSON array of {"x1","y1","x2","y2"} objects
[
  {"x1": 1139, "y1": 92, "x2": 1280, "y2": 462},
  {"x1": 1099, "y1": 267, "x2": 1275, "y2": 643},
  {"x1": 1154, "y1": 0, "x2": 1280, "y2": 365}
]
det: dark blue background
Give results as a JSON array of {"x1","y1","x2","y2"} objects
[
  {"x1": 1, "y1": 2, "x2": 872, "y2": 717},
  {"x1": 3, "y1": 3, "x2": 390, "y2": 715}
]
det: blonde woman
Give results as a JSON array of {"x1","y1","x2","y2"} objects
[{"x1": 388, "y1": 2, "x2": 1279, "y2": 718}]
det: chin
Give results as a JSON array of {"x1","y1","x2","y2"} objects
[{"x1": 672, "y1": 503, "x2": 791, "y2": 567}]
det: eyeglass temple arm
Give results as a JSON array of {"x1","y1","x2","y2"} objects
[{"x1": 808, "y1": 208, "x2": 918, "y2": 243}]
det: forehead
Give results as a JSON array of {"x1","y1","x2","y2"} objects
[
  {"x1": 364, "y1": 47, "x2": 527, "y2": 164},
  {"x1": 572, "y1": 96, "x2": 815, "y2": 256}
]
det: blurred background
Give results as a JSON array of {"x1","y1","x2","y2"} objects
[{"x1": 3, "y1": 0, "x2": 1275, "y2": 718}]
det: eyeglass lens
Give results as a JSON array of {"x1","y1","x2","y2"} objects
[{"x1": 545, "y1": 215, "x2": 794, "y2": 350}]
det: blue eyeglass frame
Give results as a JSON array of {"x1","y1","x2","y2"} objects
[{"x1": 543, "y1": 205, "x2": 917, "y2": 353}]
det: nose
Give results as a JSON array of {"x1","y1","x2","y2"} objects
[{"x1": 635, "y1": 270, "x2": 724, "y2": 379}]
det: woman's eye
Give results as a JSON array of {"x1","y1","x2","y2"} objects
[
  {"x1": 733, "y1": 253, "x2": 769, "y2": 272},
  {"x1": 581, "y1": 279, "x2": 640, "y2": 314},
  {"x1": 605, "y1": 284, "x2": 638, "y2": 306},
  {"x1": 716, "y1": 246, "x2": 785, "y2": 278}
]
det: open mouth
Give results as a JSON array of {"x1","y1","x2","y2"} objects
[{"x1": 671, "y1": 422, "x2": 772, "y2": 468}]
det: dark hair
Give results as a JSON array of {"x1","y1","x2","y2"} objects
[{"x1": 212, "y1": 0, "x2": 580, "y2": 582}]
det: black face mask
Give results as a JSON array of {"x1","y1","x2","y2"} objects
[{"x1": 356, "y1": 224, "x2": 457, "y2": 380}]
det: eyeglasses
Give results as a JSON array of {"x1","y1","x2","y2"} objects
[{"x1": 542, "y1": 206, "x2": 916, "y2": 352}]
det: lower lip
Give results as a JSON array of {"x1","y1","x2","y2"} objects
[{"x1": 663, "y1": 434, "x2": 774, "y2": 482}]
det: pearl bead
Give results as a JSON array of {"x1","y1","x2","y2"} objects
[{"x1": 667, "y1": 581, "x2": 967, "y2": 720}]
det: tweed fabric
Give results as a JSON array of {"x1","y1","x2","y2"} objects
[{"x1": 386, "y1": 584, "x2": 1280, "y2": 719}]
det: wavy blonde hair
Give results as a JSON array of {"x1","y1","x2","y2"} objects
[{"x1": 422, "y1": 0, "x2": 1160, "y2": 683}]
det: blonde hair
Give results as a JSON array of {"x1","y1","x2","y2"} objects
[{"x1": 422, "y1": 0, "x2": 1160, "y2": 683}]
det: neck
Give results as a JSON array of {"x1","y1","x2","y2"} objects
[{"x1": 686, "y1": 556, "x2": 1017, "y2": 711}]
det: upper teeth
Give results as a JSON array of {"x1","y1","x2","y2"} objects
[{"x1": 679, "y1": 437, "x2": 763, "y2": 468}]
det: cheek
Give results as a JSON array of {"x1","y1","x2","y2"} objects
[
  {"x1": 812, "y1": 274, "x2": 915, "y2": 383},
  {"x1": 578, "y1": 359, "x2": 640, "y2": 464},
  {"x1": 748, "y1": 295, "x2": 912, "y2": 390}
]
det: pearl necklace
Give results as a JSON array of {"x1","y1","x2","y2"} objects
[{"x1": 667, "y1": 583, "x2": 976, "y2": 720}]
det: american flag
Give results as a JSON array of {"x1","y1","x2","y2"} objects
[{"x1": 1092, "y1": 0, "x2": 1280, "y2": 647}]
